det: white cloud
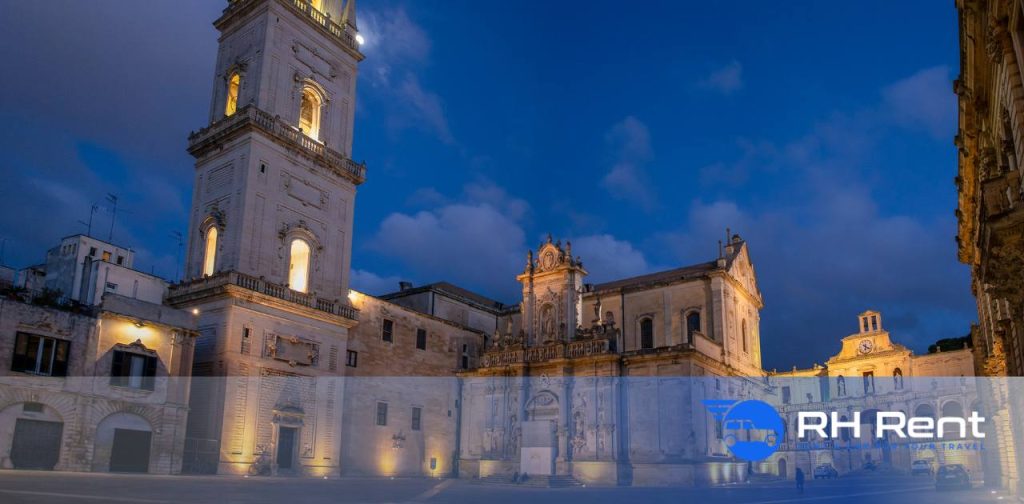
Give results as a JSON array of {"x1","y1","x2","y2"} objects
[
  {"x1": 367, "y1": 181, "x2": 530, "y2": 300},
  {"x1": 601, "y1": 116, "x2": 657, "y2": 211},
  {"x1": 699, "y1": 60, "x2": 744, "y2": 94},
  {"x1": 569, "y1": 234, "x2": 650, "y2": 284},
  {"x1": 350, "y1": 269, "x2": 403, "y2": 296},
  {"x1": 881, "y1": 65, "x2": 955, "y2": 138}
]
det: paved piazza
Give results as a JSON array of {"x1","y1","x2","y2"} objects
[{"x1": 0, "y1": 471, "x2": 1008, "y2": 504}]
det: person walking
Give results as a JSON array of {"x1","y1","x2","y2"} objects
[{"x1": 795, "y1": 467, "x2": 805, "y2": 493}]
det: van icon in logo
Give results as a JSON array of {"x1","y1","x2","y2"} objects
[{"x1": 703, "y1": 399, "x2": 784, "y2": 461}]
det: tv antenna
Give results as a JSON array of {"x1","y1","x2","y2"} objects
[
  {"x1": 78, "y1": 203, "x2": 99, "y2": 237},
  {"x1": 105, "y1": 194, "x2": 118, "y2": 241},
  {"x1": 171, "y1": 231, "x2": 184, "y2": 281}
]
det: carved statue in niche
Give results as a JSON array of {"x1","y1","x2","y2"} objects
[
  {"x1": 506, "y1": 413, "x2": 519, "y2": 454},
  {"x1": 571, "y1": 392, "x2": 588, "y2": 454},
  {"x1": 541, "y1": 304, "x2": 555, "y2": 341}
]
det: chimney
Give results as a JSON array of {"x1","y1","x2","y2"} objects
[{"x1": 398, "y1": 281, "x2": 413, "y2": 291}]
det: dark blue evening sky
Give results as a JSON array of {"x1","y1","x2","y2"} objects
[{"x1": 0, "y1": 1, "x2": 966, "y2": 370}]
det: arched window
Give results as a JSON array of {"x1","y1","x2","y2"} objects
[
  {"x1": 685, "y1": 311, "x2": 701, "y2": 343},
  {"x1": 299, "y1": 87, "x2": 322, "y2": 141},
  {"x1": 202, "y1": 227, "x2": 218, "y2": 277},
  {"x1": 225, "y1": 73, "x2": 240, "y2": 116},
  {"x1": 640, "y1": 317, "x2": 654, "y2": 349},
  {"x1": 893, "y1": 368, "x2": 904, "y2": 390},
  {"x1": 741, "y1": 319, "x2": 748, "y2": 353},
  {"x1": 288, "y1": 239, "x2": 311, "y2": 293}
]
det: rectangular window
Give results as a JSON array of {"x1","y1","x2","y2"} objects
[
  {"x1": 416, "y1": 328, "x2": 427, "y2": 350},
  {"x1": 376, "y1": 402, "x2": 388, "y2": 426},
  {"x1": 241, "y1": 327, "x2": 251, "y2": 355},
  {"x1": 11, "y1": 333, "x2": 70, "y2": 376},
  {"x1": 102, "y1": 251, "x2": 112, "y2": 262},
  {"x1": 346, "y1": 350, "x2": 358, "y2": 368},
  {"x1": 381, "y1": 319, "x2": 394, "y2": 343},
  {"x1": 782, "y1": 386, "x2": 791, "y2": 404},
  {"x1": 89, "y1": 247, "x2": 97, "y2": 257},
  {"x1": 110, "y1": 350, "x2": 157, "y2": 391},
  {"x1": 412, "y1": 407, "x2": 422, "y2": 431},
  {"x1": 116, "y1": 255, "x2": 124, "y2": 265}
]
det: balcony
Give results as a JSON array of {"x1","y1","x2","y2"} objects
[
  {"x1": 187, "y1": 105, "x2": 366, "y2": 185},
  {"x1": 168, "y1": 271, "x2": 358, "y2": 322},
  {"x1": 221, "y1": 0, "x2": 363, "y2": 58}
]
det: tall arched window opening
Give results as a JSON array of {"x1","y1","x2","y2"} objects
[
  {"x1": 741, "y1": 319, "x2": 748, "y2": 353},
  {"x1": 289, "y1": 239, "x2": 311, "y2": 293},
  {"x1": 893, "y1": 368, "x2": 904, "y2": 390},
  {"x1": 202, "y1": 227, "x2": 218, "y2": 277},
  {"x1": 225, "y1": 73, "x2": 240, "y2": 116},
  {"x1": 640, "y1": 318, "x2": 654, "y2": 349},
  {"x1": 299, "y1": 87, "x2": 322, "y2": 141},
  {"x1": 685, "y1": 311, "x2": 701, "y2": 344}
]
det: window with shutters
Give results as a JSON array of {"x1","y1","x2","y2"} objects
[
  {"x1": 110, "y1": 350, "x2": 158, "y2": 391},
  {"x1": 11, "y1": 333, "x2": 70, "y2": 377},
  {"x1": 346, "y1": 350, "x2": 358, "y2": 367}
]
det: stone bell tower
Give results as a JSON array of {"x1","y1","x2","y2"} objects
[
  {"x1": 169, "y1": 0, "x2": 366, "y2": 477},
  {"x1": 517, "y1": 236, "x2": 588, "y2": 346}
]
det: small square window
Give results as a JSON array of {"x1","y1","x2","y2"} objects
[
  {"x1": 346, "y1": 350, "x2": 358, "y2": 367},
  {"x1": 89, "y1": 247, "x2": 97, "y2": 257},
  {"x1": 116, "y1": 256, "x2": 124, "y2": 265}
]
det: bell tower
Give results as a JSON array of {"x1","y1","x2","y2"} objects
[
  {"x1": 169, "y1": 0, "x2": 365, "y2": 477},
  {"x1": 184, "y1": 0, "x2": 365, "y2": 299}
]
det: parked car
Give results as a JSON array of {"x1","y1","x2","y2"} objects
[
  {"x1": 935, "y1": 464, "x2": 971, "y2": 491},
  {"x1": 911, "y1": 459, "x2": 934, "y2": 476},
  {"x1": 813, "y1": 464, "x2": 839, "y2": 479}
]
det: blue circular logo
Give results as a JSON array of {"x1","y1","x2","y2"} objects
[{"x1": 720, "y1": 400, "x2": 784, "y2": 461}]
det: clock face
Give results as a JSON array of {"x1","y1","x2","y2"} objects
[{"x1": 858, "y1": 339, "x2": 874, "y2": 355}]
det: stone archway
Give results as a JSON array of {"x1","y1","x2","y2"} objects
[
  {"x1": 0, "y1": 402, "x2": 65, "y2": 470},
  {"x1": 94, "y1": 412, "x2": 153, "y2": 473},
  {"x1": 778, "y1": 457, "x2": 788, "y2": 478}
]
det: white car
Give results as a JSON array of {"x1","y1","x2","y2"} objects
[{"x1": 911, "y1": 459, "x2": 933, "y2": 476}]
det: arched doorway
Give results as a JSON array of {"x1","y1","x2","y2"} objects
[
  {"x1": 94, "y1": 412, "x2": 153, "y2": 473},
  {"x1": 522, "y1": 391, "x2": 559, "y2": 476},
  {"x1": 0, "y1": 402, "x2": 64, "y2": 470},
  {"x1": 778, "y1": 457, "x2": 788, "y2": 478}
]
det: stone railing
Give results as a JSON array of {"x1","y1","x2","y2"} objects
[
  {"x1": 188, "y1": 105, "x2": 366, "y2": 185},
  {"x1": 169, "y1": 271, "x2": 358, "y2": 321},
  {"x1": 224, "y1": 0, "x2": 362, "y2": 55},
  {"x1": 480, "y1": 338, "x2": 614, "y2": 368}
]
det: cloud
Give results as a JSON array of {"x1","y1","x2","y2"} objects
[
  {"x1": 397, "y1": 74, "x2": 454, "y2": 144},
  {"x1": 699, "y1": 60, "x2": 744, "y2": 94},
  {"x1": 881, "y1": 65, "x2": 955, "y2": 138},
  {"x1": 569, "y1": 234, "x2": 651, "y2": 284},
  {"x1": 660, "y1": 67, "x2": 973, "y2": 369},
  {"x1": 367, "y1": 181, "x2": 529, "y2": 300},
  {"x1": 601, "y1": 117, "x2": 657, "y2": 211},
  {"x1": 350, "y1": 269, "x2": 403, "y2": 296},
  {"x1": 360, "y1": 7, "x2": 454, "y2": 145}
]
